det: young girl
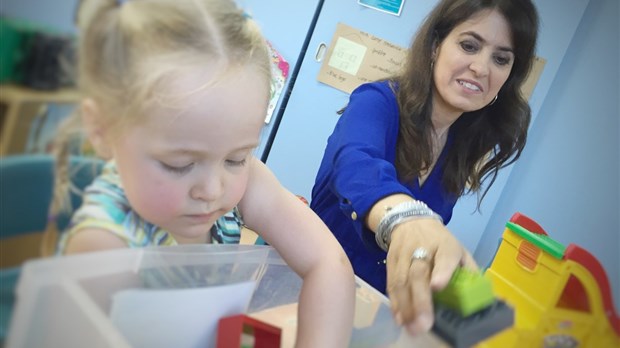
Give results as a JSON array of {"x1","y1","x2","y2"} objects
[{"x1": 50, "y1": 0, "x2": 354, "y2": 346}]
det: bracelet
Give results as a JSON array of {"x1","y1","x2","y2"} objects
[{"x1": 375, "y1": 200, "x2": 443, "y2": 252}]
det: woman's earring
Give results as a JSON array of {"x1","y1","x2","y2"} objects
[{"x1": 489, "y1": 95, "x2": 498, "y2": 106}]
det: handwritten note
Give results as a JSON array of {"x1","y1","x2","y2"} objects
[
  {"x1": 317, "y1": 23, "x2": 407, "y2": 94},
  {"x1": 328, "y1": 37, "x2": 367, "y2": 76}
]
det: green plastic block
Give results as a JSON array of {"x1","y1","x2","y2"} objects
[
  {"x1": 506, "y1": 222, "x2": 566, "y2": 259},
  {"x1": 433, "y1": 267, "x2": 495, "y2": 317}
]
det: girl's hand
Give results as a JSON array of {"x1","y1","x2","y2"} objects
[
  {"x1": 385, "y1": 218, "x2": 477, "y2": 336},
  {"x1": 240, "y1": 159, "x2": 355, "y2": 347}
]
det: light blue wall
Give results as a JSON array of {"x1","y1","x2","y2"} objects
[
  {"x1": 0, "y1": 0, "x2": 79, "y2": 33},
  {"x1": 474, "y1": 0, "x2": 620, "y2": 310}
]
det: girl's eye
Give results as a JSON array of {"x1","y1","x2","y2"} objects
[
  {"x1": 225, "y1": 159, "x2": 247, "y2": 167},
  {"x1": 494, "y1": 55, "x2": 512, "y2": 66},
  {"x1": 161, "y1": 162, "x2": 194, "y2": 175},
  {"x1": 460, "y1": 41, "x2": 478, "y2": 53}
]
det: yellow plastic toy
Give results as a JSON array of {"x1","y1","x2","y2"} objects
[{"x1": 478, "y1": 212, "x2": 620, "y2": 347}]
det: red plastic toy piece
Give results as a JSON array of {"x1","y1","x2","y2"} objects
[
  {"x1": 564, "y1": 244, "x2": 620, "y2": 336},
  {"x1": 216, "y1": 314, "x2": 281, "y2": 348},
  {"x1": 509, "y1": 212, "x2": 548, "y2": 235}
]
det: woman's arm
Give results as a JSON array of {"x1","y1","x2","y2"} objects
[
  {"x1": 239, "y1": 158, "x2": 355, "y2": 348},
  {"x1": 366, "y1": 194, "x2": 477, "y2": 335}
]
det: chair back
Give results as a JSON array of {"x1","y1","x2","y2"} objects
[{"x1": 0, "y1": 154, "x2": 103, "y2": 264}]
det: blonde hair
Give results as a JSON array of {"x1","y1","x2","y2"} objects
[{"x1": 47, "y1": 0, "x2": 271, "y2": 252}]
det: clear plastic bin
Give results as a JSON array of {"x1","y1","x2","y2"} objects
[{"x1": 6, "y1": 244, "x2": 446, "y2": 347}]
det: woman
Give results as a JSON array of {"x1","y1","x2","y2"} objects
[{"x1": 311, "y1": 0, "x2": 538, "y2": 336}]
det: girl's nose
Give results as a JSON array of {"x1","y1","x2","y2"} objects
[{"x1": 190, "y1": 172, "x2": 223, "y2": 202}]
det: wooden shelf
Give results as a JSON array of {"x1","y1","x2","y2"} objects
[{"x1": 0, "y1": 84, "x2": 81, "y2": 156}]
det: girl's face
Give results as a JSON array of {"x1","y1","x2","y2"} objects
[
  {"x1": 110, "y1": 66, "x2": 268, "y2": 243},
  {"x1": 432, "y1": 9, "x2": 514, "y2": 116}
]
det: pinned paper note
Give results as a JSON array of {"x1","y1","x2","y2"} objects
[
  {"x1": 521, "y1": 56, "x2": 546, "y2": 100},
  {"x1": 110, "y1": 281, "x2": 256, "y2": 348},
  {"x1": 317, "y1": 23, "x2": 407, "y2": 94},
  {"x1": 328, "y1": 37, "x2": 367, "y2": 76}
]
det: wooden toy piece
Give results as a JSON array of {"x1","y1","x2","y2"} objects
[
  {"x1": 217, "y1": 314, "x2": 281, "y2": 348},
  {"x1": 249, "y1": 303, "x2": 298, "y2": 348},
  {"x1": 354, "y1": 285, "x2": 381, "y2": 329}
]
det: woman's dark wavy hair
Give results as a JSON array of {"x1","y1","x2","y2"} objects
[{"x1": 393, "y1": 0, "x2": 539, "y2": 205}]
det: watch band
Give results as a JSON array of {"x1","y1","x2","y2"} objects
[{"x1": 375, "y1": 200, "x2": 443, "y2": 252}]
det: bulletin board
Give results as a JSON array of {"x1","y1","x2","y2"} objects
[{"x1": 316, "y1": 22, "x2": 407, "y2": 94}]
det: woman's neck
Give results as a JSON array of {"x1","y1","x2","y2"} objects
[
  {"x1": 431, "y1": 89, "x2": 462, "y2": 133},
  {"x1": 431, "y1": 109, "x2": 460, "y2": 136},
  {"x1": 419, "y1": 111, "x2": 454, "y2": 186}
]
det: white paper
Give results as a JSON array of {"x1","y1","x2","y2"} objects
[
  {"x1": 110, "y1": 281, "x2": 256, "y2": 348},
  {"x1": 328, "y1": 37, "x2": 368, "y2": 76}
]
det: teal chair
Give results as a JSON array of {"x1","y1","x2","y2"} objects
[
  {"x1": 0, "y1": 154, "x2": 104, "y2": 238},
  {"x1": 0, "y1": 154, "x2": 104, "y2": 341}
]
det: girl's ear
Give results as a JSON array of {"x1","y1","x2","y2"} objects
[{"x1": 81, "y1": 98, "x2": 112, "y2": 159}]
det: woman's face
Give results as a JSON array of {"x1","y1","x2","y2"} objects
[{"x1": 432, "y1": 9, "x2": 514, "y2": 116}]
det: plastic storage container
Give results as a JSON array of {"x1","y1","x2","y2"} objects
[{"x1": 6, "y1": 244, "x2": 446, "y2": 347}]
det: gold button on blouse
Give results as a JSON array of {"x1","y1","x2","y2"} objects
[{"x1": 351, "y1": 211, "x2": 358, "y2": 220}]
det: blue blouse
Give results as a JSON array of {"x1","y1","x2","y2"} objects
[{"x1": 310, "y1": 81, "x2": 458, "y2": 294}]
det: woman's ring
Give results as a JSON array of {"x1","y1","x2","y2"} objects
[{"x1": 411, "y1": 247, "x2": 430, "y2": 262}]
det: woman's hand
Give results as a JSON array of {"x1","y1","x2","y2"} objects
[{"x1": 385, "y1": 218, "x2": 477, "y2": 336}]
